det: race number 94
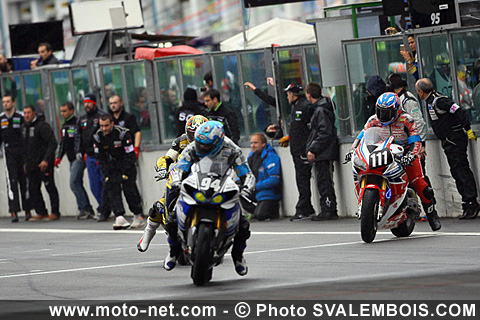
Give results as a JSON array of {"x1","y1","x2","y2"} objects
[{"x1": 200, "y1": 177, "x2": 221, "y2": 192}]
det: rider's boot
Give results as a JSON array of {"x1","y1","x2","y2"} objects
[
  {"x1": 423, "y1": 202, "x2": 441, "y2": 231},
  {"x1": 137, "y1": 218, "x2": 160, "y2": 252},
  {"x1": 231, "y1": 214, "x2": 250, "y2": 276},
  {"x1": 420, "y1": 186, "x2": 441, "y2": 231},
  {"x1": 231, "y1": 250, "x2": 248, "y2": 276},
  {"x1": 137, "y1": 201, "x2": 164, "y2": 252},
  {"x1": 163, "y1": 240, "x2": 181, "y2": 271}
]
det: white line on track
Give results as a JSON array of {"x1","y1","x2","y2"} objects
[{"x1": 2, "y1": 228, "x2": 480, "y2": 236}]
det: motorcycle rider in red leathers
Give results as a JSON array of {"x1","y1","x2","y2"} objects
[{"x1": 347, "y1": 92, "x2": 441, "y2": 231}]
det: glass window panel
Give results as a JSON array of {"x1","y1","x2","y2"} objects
[
  {"x1": 418, "y1": 35, "x2": 453, "y2": 98},
  {"x1": 181, "y1": 57, "x2": 205, "y2": 90},
  {"x1": 345, "y1": 42, "x2": 375, "y2": 131},
  {"x1": 51, "y1": 70, "x2": 70, "y2": 133},
  {"x1": 124, "y1": 63, "x2": 152, "y2": 142},
  {"x1": 277, "y1": 48, "x2": 305, "y2": 135},
  {"x1": 156, "y1": 59, "x2": 181, "y2": 141},
  {"x1": 102, "y1": 65, "x2": 124, "y2": 107},
  {"x1": 240, "y1": 51, "x2": 272, "y2": 133},
  {"x1": 327, "y1": 85, "x2": 351, "y2": 137},
  {"x1": 452, "y1": 31, "x2": 480, "y2": 125},
  {"x1": 305, "y1": 47, "x2": 322, "y2": 84},
  {"x1": 376, "y1": 39, "x2": 406, "y2": 80},
  {"x1": 1, "y1": 74, "x2": 23, "y2": 110},
  {"x1": 23, "y1": 73, "x2": 43, "y2": 108},
  {"x1": 72, "y1": 68, "x2": 91, "y2": 114},
  {"x1": 212, "y1": 54, "x2": 245, "y2": 137}
]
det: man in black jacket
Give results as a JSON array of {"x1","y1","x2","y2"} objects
[
  {"x1": 278, "y1": 84, "x2": 316, "y2": 221},
  {"x1": 305, "y1": 82, "x2": 339, "y2": 221},
  {"x1": 0, "y1": 95, "x2": 32, "y2": 222},
  {"x1": 175, "y1": 88, "x2": 205, "y2": 137},
  {"x1": 93, "y1": 114, "x2": 143, "y2": 230},
  {"x1": 204, "y1": 89, "x2": 240, "y2": 144},
  {"x1": 54, "y1": 101, "x2": 94, "y2": 219},
  {"x1": 416, "y1": 78, "x2": 480, "y2": 219},
  {"x1": 109, "y1": 94, "x2": 142, "y2": 159},
  {"x1": 22, "y1": 105, "x2": 59, "y2": 220}
]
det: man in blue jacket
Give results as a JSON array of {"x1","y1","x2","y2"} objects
[{"x1": 247, "y1": 133, "x2": 282, "y2": 220}]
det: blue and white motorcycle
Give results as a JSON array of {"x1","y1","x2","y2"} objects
[{"x1": 175, "y1": 155, "x2": 241, "y2": 286}]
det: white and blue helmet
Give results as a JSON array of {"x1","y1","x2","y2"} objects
[{"x1": 194, "y1": 121, "x2": 225, "y2": 157}]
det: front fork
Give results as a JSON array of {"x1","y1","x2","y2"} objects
[{"x1": 357, "y1": 176, "x2": 388, "y2": 219}]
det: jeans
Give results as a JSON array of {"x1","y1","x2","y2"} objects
[
  {"x1": 69, "y1": 159, "x2": 93, "y2": 213},
  {"x1": 86, "y1": 155, "x2": 104, "y2": 208}
]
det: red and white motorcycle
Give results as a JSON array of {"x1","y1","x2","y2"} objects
[{"x1": 347, "y1": 127, "x2": 419, "y2": 243}]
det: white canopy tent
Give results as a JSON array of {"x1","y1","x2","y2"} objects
[{"x1": 220, "y1": 17, "x2": 316, "y2": 51}]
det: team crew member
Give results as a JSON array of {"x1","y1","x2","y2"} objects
[
  {"x1": 175, "y1": 88, "x2": 206, "y2": 137},
  {"x1": 0, "y1": 95, "x2": 32, "y2": 222},
  {"x1": 22, "y1": 105, "x2": 60, "y2": 220},
  {"x1": 94, "y1": 114, "x2": 143, "y2": 230},
  {"x1": 109, "y1": 94, "x2": 141, "y2": 158},
  {"x1": 75, "y1": 93, "x2": 106, "y2": 218},
  {"x1": 54, "y1": 102, "x2": 95, "y2": 218},
  {"x1": 416, "y1": 78, "x2": 480, "y2": 219},
  {"x1": 162, "y1": 121, "x2": 255, "y2": 275},
  {"x1": 305, "y1": 82, "x2": 339, "y2": 221},
  {"x1": 275, "y1": 84, "x2": 315, "y2": 221},
  {"x1": 137, "y1": 115, "x2": 208, "y2": 252},
  {"x1": 204, "y1": 89, "x2": 240, "y2": 144},
  {"x1": 246, "y1": 132, "x2": 282, "y2": 221},
  {"x1": 347, "y1": 92, "x2": 441, "y2": 231}
]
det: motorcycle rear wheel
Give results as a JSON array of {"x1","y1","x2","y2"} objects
[
  {"x1": 191, "y1": 223, "x2": 214, "y2": 286},
  {"x1": 391, "y1": 212, "x2": 415, "y2": 237},
  {"x1": 361, "y1": 188, "x2": 379, "y2": 243}
]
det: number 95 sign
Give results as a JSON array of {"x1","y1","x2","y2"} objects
[{"x1": 409, "y1": 0, "x2": 458, "y2": 29}]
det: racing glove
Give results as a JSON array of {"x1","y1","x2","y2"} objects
[
  {"x1": 155, "y1": 167, "x2": 168, "y2": 181},
  {"x1": 467, "y1": 129, "x2": 477, "y2": 141},
  {"x1": 344, "y1": 150, "x2": 354, "y2": 163},
  {"x1": 400, "y1": 151, "x2": 416, "y2": 167},
  {"x1": 240, "y1": 186, "x2": 253, "y2": 201},
  {"x1": 279, "y1": 135, "x2": 289, "y2": 148}
]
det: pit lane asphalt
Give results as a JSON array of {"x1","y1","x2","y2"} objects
[{"x1": 1, "y1": 217, "x2": 479, "y2": 301}]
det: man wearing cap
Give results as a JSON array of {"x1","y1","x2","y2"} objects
[
  {"x1": 74, "y1": 93, "x2": 107, "y2": 219},
  {"x1": 276, "y1": 84, "x2": 315, "y2": 221}
]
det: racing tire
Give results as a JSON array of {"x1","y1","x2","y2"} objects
[
  {"x1": 191, "y1": 223, "x2": 214, "y2": 286},
  {"x1": 361, "y1": 188, "x2": 379, "y2": 243},
  {"x1": 391, "y1": 213, "x2": 415, "y2": 237}
]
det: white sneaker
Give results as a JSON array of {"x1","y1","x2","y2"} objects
[
  {"x1": 131, "y1": 214, "x2": 146, "y2": 228},
  {"x1": 137, "y1": 219, "x2": 160, "y2": 252},
  {"x1": 113, "y1": 215, "x2": 131, "y2": 230}
]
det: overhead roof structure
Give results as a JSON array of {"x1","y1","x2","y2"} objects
[{"x1": 219, "y1": 17, "x2": 316, "y2": 51}]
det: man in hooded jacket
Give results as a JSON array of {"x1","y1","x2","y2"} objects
[{"x1": 305, "y1": 82, "x2": 339, "y2": 221}]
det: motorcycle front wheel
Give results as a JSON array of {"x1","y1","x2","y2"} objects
[
  {"x1": 191, "y1": 223, "x2": 214, "y2": 286},
  {"x1": 361, "y1": 188, "x2": 379, "y2": 243}
]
